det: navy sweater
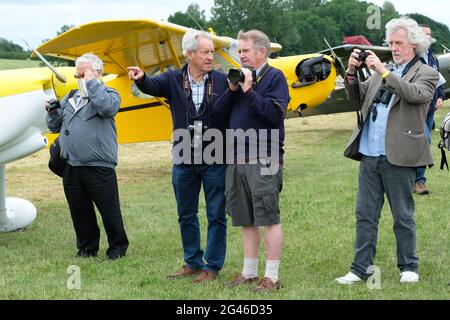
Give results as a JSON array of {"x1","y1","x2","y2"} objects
[
  {"x1": 213, "y1": 66, "x2": 290, "y2": 163},
  {"x1": 134, "y1": 64, "x2": 230, "y2": 163},
  {"x1": 135, "y1": 64, "x2": 229, "y2": 132}
]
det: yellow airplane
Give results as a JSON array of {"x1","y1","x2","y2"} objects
[{"x1": 0, "y1": 18, "x2": 449, "y2": 231}]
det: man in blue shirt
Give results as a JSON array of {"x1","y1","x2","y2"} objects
[
  {"x1": 336, "y1": 18, "x2": 439, "y2": 285},
  {"x1": 414, "y1": 24, "x2": 446, "y2": 194}
]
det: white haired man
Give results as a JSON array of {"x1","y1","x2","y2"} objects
[
  {"x1": 46, "y1": 53, "x2": 129, "y2": 260},
  {"x1": 128, "y1": 30, "x2": 230, "y2": 283},
  {"x1": 335, "y1": 17, "x2": 439, "y2": 284}
]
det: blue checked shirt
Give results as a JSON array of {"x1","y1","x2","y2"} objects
[
  {"x1": 188, "y1": 71, "x2": 208, "y2": 113},
  {"x1": 359, "y1": 62, "x2": 407, "y2": 156}
]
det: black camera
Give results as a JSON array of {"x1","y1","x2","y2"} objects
[
  {"x1": 357, "y1": 51, "x2": 370, "y2": 63},
  {"x1": 227, "y1": 68, "x2": 257, "y2": 85},
  {"x1": 188, "y1": 122, "x2": 208, "y2": 150},
  {"x1": 46, "y1": 99, "x2": 61, "y2": 112}
]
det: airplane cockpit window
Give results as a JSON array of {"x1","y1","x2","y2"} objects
[
  {"x1": 131, "y1": 65, "x2": 179, "y2": 99},
  {"x1": 213, "y1": 51, "x2": 234, "y2": 73},
  {"x1": 131, "y1": 52, "x2": 236, "y2": 99}
]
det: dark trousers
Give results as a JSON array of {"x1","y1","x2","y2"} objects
[
  {"x1": 351, "y1": 156, "x2": 419, "y2": 279},
  {"x1": 172, "y1": 164, "x2": 227, "y2": 272},
  {"x1": 63, "y1": 165, "x2": 129, "y2": 257}
]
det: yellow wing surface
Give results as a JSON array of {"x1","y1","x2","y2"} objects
[
  {"x1": 37, "y1": 19, "x2": 234, "y2": 74},
  {"x1": 37, "y1": 19, "x2": 234, "y2": 144}
]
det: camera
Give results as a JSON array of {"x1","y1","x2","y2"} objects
[
  {"x1": 357, "y1": 51, "x2": 370, "y2": 63},
  {"x1": 46, "y1": 99, "x2": 61, "y2": 112},
  {"x1": 188, "y1": 121, "x2": 208, "y2": 150},
  {"x1": 227, "y1": 68, "x2": 257, "y2": 85}
]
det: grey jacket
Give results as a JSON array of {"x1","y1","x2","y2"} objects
[
  {"x1": 344, "y1": 60, "x2": 439, "y2": 167},
  {"x1": 46, "y1": 80, "x2": 121, "y2": 168}
]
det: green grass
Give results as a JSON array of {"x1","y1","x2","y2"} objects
[
  {"x1": 1, "y1": 108, "x2": 449, "y2": 300},
  {"x1": 0, "y1": 58, "x2": 41, "y2": 70}
]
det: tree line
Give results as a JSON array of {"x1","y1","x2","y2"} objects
[
  {"x1": 1, "y1": 0, "x2": 449, "y2": 61},
  {"x1": 168, "y1": 0, "x2": 450, "y2": 56}
]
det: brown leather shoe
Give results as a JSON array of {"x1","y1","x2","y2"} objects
[
  {"x1": 415, "y1": 182, "x2": 429, "y2": 195},
  {"x1": 193, "y1": 270, "x2": 218, "y2": 283},
  {"x1": 166, "y1": 265, "x2": 200, "y2": 279},
  {"x1": 226, "y1": 273, "x2": 259, "y2": 287},
  {"x1": 254, "y1": 277, "x2": 281, "y2": 292}
]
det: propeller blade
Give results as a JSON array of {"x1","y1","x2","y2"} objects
[
  {"x1": 323, "y1": 38, "x2": 347, "y2": 79},
  {"x1": 22, "y1": 38, "x2": 66, "y2": 83}
]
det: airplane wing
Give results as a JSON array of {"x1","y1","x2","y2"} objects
[
  {"x1": 319, "y1": 44, "x2": 393, "y2": 68},
  {"x1": 35, "y1": 19, "x2": 241, "y2": 145},
  {"x1": 36, "y1": 19, "x2": 234, "y2": 75},
  {"x1": 36, "y1": 19, "x2": 289, "y2": 145}
]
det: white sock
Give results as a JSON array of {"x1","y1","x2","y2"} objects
[
  {"x1": 242, "y1": 258, "x2": 258, "y2": 279},
  {"x1": 264, "y1": 260, "x2": 280, "y2": 282}
]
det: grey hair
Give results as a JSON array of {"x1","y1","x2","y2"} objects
[
  {"x1": 385, "y1": 17, "x2": 429, "y2": 56},
  {"x1": 237, "y1": 30, "x2": 271, "y2": 58},
  {"x1": 182, "y1": 30, "x2": 213, "y2": 57},
  {"x1": 75, "y1": 53, "x2": 103, "y2": 72}
]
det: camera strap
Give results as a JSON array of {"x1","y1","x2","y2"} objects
[
  {"x1": 183, "y1": 70, "x2": 214, "y2": 111},
  {"x1": 254, "y1": 63, "x2": 271, "y2": 88},
  {"x1": 400, "y1": 55, "x2": 421, "y2": 78}
]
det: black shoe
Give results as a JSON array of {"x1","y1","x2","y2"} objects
[
  {"x1": 76, "y1": 249, "x2": 98, "y2": 258},
  {"x1": 107, "y1": 251, "x2": 126, "y2": 260}
]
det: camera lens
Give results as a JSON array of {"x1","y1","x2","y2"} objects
[{"x1": 227, "y1": 68, "x2": 245, "y2": 85}]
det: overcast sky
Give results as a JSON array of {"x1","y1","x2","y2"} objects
[{"x1": 1, "y1": 0, "x2": 449, "y2": 49}]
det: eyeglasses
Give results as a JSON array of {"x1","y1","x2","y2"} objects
[{"x1": 74, "y1": 70, "x2": 100, "y2": 79}]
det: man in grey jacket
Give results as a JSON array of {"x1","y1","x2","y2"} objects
[
  {"x1": 335, "y1": 17, "x2": 438, "y2": 284},
  {"x1": 46, "y1": 53, "x2": 128, "y2": 260}
]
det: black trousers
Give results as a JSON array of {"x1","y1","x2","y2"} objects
[{"x1": 63, "y1": 165, "x2": 129, "y2": 257}]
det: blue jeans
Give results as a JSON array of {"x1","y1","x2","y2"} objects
[
  {"x1": 172, "y1": 164, "x2": 227, "y2": 272},
  {"x1": 416, "y1": 111, "x2": 435, "y2": 183}
]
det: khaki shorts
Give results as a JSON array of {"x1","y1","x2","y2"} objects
[{"x1": 225, "y1": 162, "x2": 283, "y2": 226}]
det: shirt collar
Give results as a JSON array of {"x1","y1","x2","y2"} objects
[
  {"x1": 255, "y1": 63, "x2": 268, "y2": 77},
  {"x1": 188, "y1": 67, "x2": 208, "y2": 85},
  {"x1": 393, "y1": 61, "x2": 409, "y2": 72}
]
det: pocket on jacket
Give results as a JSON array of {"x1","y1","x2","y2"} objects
[{"x1": 403, "y1": 129, "x2": 423, "y2": 136}]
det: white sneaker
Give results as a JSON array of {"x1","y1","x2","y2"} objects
[
  {"x1": 400, "y1": 271, "x2": 419, "y2": 283},
  {"x1": 335, "y1": 272, "x2": 362, "y2": 285}
]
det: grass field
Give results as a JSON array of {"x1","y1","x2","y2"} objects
[
  {"x1": 0, "y1": 58, "x2": 41, "y2": 70},
  {"x1": 0, "y1": 108, "x2": 449, "y2": 300}
]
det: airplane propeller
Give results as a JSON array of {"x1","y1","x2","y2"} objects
[
  {"x1": 324, "y1": 38, "x2": 347, "y2": 79},
  {"x1": 22, "y1": 39, "x2": 67, "y2": 83}
]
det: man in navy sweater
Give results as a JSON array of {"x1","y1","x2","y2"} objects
[
  {"x1": 127, "y1": 30, "x2": 229, "y2": 283},
  {"x1": 215, "y1": 30, "x2": 290, "y2": 292}
]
